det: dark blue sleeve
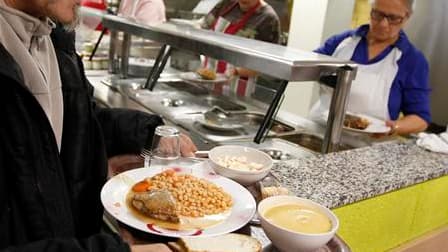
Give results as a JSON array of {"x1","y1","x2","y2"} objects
[
  {"x1": 314, "y1": 30, "x2": 353, "y2": 55},
  {"x1": 400, "y1": 51, "x2": 432, "y2": 123}
]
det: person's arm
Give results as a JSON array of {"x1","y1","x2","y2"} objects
[
  {"x1": 377, "y1": 52, "x2": 431, "y2": 136},
  {"x1": 386, "y1": 115, "x2": 428, "y2": 135},
  {"x1": 396, "y1": 51, "x2": 431, "y2": 134},
  {"x1": 95, "y1": 107, "x2": 164, "y2": 157},
  {"x1": 95, "y1": 107, "x2": 197, "y2": 158}
]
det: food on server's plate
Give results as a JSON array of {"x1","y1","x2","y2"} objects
[
  {"x1": 215, "y1": 155, "x2": 264, "y2": 172},
  {"x1": 168, "y1": 233, "x2": 262, "y2": 252},
  {"x1": 128, "y1": 169, "x2": 233, "y2": 223},
  {"x1": 343, "y1": 114, "x2": 370, "y2": 130},
  {"x1": 263, "y1": 203, "x2": 332, "y2": 234},
  {"x1": 196, "y1": 68, "x2": 217, "y2": 80},
  {"x1": 271, "y1": 124, "x2": 291, "y2": 133}
]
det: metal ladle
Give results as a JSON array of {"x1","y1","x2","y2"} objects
[
  {"x1": 203, "y1": 106, "x2": 231, "y2": 122},
  {"x1": 201, "y1": 106, "x2": 245, "y2": 130},
  {"x1": 261, "y1": 149, "x2": 291, "y2": 161}
]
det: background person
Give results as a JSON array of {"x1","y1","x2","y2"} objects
[
  {"x1": 201, "y1": 0, "x2": 280, "y2": 97},
  {"x1": 118, "y1": 0, "x2": 166, "y2": 25},
  {"x1": 0, "y1": 0, "x2": 195, "y2": 251},
  {"x1": 311, "y1": 0, "x2": 430, "y2": 135}
]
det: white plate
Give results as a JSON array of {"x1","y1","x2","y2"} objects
[
  {"x1": 343, "y1": 113, "x2": 390, "y2": 134},
  {"x1": 196, "y1": 117, "x2": 244, "y2": 131},
  {"x1": 101, "y1": 163, "x2": 256, "y2": 237},
  {"x1": 180, "y1": 72, "x2": 229, "y2": 84}
]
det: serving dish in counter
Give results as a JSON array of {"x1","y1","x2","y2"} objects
[{"x1": 221, "y1": 138, "x2": 315, "y2": 161}]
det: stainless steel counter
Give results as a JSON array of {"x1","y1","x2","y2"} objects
[{"x1": 80, "y1": 6, "x2": 358, "y2": 153}]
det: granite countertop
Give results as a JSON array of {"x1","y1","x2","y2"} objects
[{"x1": 272, "y1": 140, "x2": 448, "y2": 209}]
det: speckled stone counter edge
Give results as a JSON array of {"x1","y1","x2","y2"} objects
[{"x1": 271, "y1": 140, "x2": 448, "y2": 209}]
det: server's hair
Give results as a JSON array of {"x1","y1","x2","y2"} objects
[{"x1": 369, "y1": 0, "x2": 416, "y2": 14}]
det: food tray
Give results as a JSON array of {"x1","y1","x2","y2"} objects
[{"x1": 102, "y1": 161, "x2": 351, "y2": 251}]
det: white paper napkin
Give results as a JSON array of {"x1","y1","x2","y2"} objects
[
  {"x1": 416, "y1": 132, "x2": 448, "y2": 154},
  {"x1": 441, "y1": 132, "x2": 448, "y2": 142}
]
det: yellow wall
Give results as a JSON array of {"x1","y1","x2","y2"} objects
[
  {"x1": 352, "y1": 0, "x2": 371, "y2": 28},
  {"x1": 333, "y1": 175, "x2": 448, "y2": 252}
]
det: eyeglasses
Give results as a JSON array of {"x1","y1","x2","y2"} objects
[{"x1": 370, "y1": 9, "x2": 407, "y2": 25}]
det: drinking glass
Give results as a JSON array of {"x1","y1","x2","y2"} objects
[{"x1": 151, "y1": 125, "x2": 181, "y2": 162}]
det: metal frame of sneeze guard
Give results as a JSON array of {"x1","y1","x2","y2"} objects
[{"x1": 97, "y1": 11, "x2": 358, "y2": 153}]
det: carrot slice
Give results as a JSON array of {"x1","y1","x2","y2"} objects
[{"x1": 132, "y1": 181, "x2": 151, "y2": 192}]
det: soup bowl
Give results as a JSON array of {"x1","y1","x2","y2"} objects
[{"x1": 258, "y1": 195, "x2": 339, "y2": 252}]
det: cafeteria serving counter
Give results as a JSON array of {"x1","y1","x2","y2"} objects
[{"x1": 88, "y1": 71, "x2": 448, "y2": 252}]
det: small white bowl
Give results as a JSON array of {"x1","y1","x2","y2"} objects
[
  {"x1": 258, "y1": 196, "x2": 339, "y2": 252},
  {"x1": 208, "y1": 145, "x2": 273, "y2": 186}
]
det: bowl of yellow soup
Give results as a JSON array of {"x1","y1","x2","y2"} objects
[
  {"x1": 258, "y1": 195, "x2": 339, "y2": 252},
  {"x1": 208, "y1": 145, "x2": 273, "y2": 186}
]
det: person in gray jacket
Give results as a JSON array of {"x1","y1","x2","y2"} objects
[{"x1": 0, "y1": 0, "x2": 196, "y2": 251}]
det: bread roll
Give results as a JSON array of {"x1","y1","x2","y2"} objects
[{"x1": 178, "y1": 233, "x2": 262, "y2": 252}]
